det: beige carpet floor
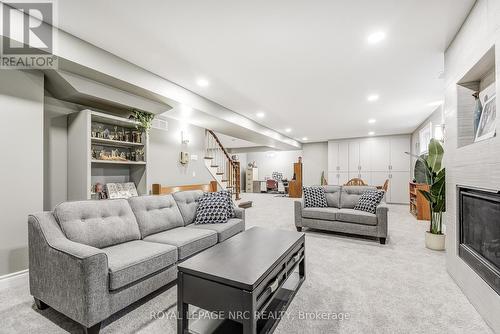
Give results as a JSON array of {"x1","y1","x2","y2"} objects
[{"x1": 0, "y1": 193, "x2": 493, "y2": 333}]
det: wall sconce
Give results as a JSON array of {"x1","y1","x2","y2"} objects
[{"x1": 181, "y1": 131, "x2": 190, "y2": 144}]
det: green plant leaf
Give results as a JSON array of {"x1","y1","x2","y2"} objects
[
  {"x1": 419, "y1": 189, "x2": 435, "y2": 204},
  {"x1": 426, "y1": 139, "x2": 444, "y2": 172}
]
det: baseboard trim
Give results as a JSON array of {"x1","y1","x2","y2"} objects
[{"x1": 0, "y1": 269, "x2": 28, "y2": 290}]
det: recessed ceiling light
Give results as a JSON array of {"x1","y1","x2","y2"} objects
[
  {"x1": 256, "y1": 112, "x2": 265, "y2": 118},
  {"x1": 368, "y1": 119, "x2": 376, "y2": 124},
  {"x1": 367, "y1": 94, "x2": 379, "y2": 102},
  {"x1": 302, "y1": 137, "x2": 308, "y2": 141},
  {"x1": 367, "y1": 31, "x2": 386, "y2": 44},
  {"x1": 196, "y1": 78, "x2": 209, "y2": 87},
  {"x1": 285, "y1": 128, "x2": 292, "y2": 133},
  {"x1": 368, "y1": 131, "x2": 375, "y2": 136}
]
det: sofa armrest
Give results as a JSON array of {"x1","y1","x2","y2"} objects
[
  {"x1": 294, "y1": 200, "x2": 303, "y2": 227},
  {"x1": 28, "y1": 212, "x2": 109, "y2": 327},
  {"x1": 234, "y1": 207, "x2": 245, "y2": 221},
  {"x1": 376, "y1": 203, "x2": 388, "y2": 237}
]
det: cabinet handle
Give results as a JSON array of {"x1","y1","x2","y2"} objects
[
  {"x1": 358, "y1": 165, "x2": 361, "y2": 170},
  {"x1": 388, "y1": 165, "x2": 391, "y2": 170}
]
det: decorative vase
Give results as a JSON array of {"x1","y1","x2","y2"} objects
[
  {"x1": 425, "y1": 210, "x2": 445, "y2": 250},
  {"x1": 425, "y1": 232, "x2": 445, "y2": 251}
]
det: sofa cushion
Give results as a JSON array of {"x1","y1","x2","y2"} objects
[
  {"x1": 303, "y1": 186, "x2": 328, "y2": 208},
  {"x1": 337, "y1": 209, "x2": 378, "y2": 226},
  {"x1": 54, "y1": 199, "x2": 140, "y2": 248},
  {"x1": 101, "y1": 240, "x2": 177, "y2": 290},
  {"x1": 323, "y1": 185, "x2": 341, "y2": 208},
  {"x1": 128, "y1": 195, "x2": 184, "y2": 238},
  {"x1": 144, "y1": 227, "x2": 217, "y2": 260},
  {"x1": 191, "y1": 218, "x2": 245, "y2": 242},
  {"x1": 340, "y1": 186, "x2": 377, "y2": 209},
  {"x1": 172, "y1": 190, "x2": 204, "y2": 225},
  {"x1": 194, "y1": 193, "x2": 230, "y2": 225},
  {"x1": 303, "y1": 207, "x2": 340, "y2": 221},
  {"x1": 354, "y1": 190, "x2": 385, "y2": 214}
]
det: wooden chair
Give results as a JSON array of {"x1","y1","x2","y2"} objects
[
  {"x1": 345, "y1": 178, "x2": 367, "y2": 186},
  {"x1": 377, "y1": 179, "x2": 389, "y2": 192}
]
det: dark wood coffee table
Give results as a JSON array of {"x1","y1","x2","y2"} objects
[{"x1": 177, "y1": 227, "x2": 305, "y2": 334}]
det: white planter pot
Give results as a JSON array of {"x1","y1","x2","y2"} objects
[{"x1": 425, "y1": 232, "x2": 445, "y2": 251}]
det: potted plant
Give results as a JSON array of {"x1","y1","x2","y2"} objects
[
  {"x1": 130, "y1": 109, "x2": 155, "y2": 134},
  {"x1": 407, "y1": 139, "x2": 446, "y2": 250}
]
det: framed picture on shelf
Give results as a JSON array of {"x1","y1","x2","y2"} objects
[{"x1": 475, "y1": 83, "x2": 496, "y2": 142}]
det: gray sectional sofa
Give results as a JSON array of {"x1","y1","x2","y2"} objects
[
  {"x1": 28, "y1": 190, "x2": 245, "y2": 334},
  {"x1": 294, "y1": 185, "x2": 388, "y2": 244}
]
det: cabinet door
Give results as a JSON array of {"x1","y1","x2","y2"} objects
[
  {"x1": 328, "y1": 141, "x2": 339, "y2": 172},
  {"x1": 372, "y1": 171, "x2": 389, "y2": 187},
  {"x1": 360, "y1": 172, "x2": 372, "y2": 185},
  {"x1": 338, "y1": 172, "x2": 349, "y2": 186},
  {"x1": 338, "y1": 142, "x2": 349, "y2": 171},
  {"x1": 328, "y1": 172, "x2": 339, "y2": 186},
  {"x1": 359, "y1": 139, "x2": 372, "y2": 171},
  {"x1": 371, "y1": 137, "x2": 391, "y2": 171},
  {"x1": 348, "y1": 141, "x2": 360, "y2": 172},
  {"x1": 389, "y1": 171, "x2": 410, "y2": 204},
  {"x1": 390, "y1": 136, "x2": 410, "y2": 171}
]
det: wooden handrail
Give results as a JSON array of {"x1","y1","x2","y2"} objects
[
  {"x1": 206, "y1": 130, "x2": 241, "y2": 200},
  {"x1": 207, "y1": 130, "x2": 233, "y2": 163}
]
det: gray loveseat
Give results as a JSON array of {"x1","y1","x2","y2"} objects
[
  {"x1": 28, "y1": 190, "x2": 245, "y2": 334},
  {"x1": 294, "y1": 185, "x2": 388, "y2": 244}
]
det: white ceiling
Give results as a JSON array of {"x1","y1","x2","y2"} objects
[
  {"x1": 55, "y1": 0, "x2": 475, "y2": 142},
  {"x1": 215, "y1": 132, "x2": 260, "y2": 149}
]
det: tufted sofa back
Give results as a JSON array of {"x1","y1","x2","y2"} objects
[
  {"x1": 128, "y1": 195, "x2": 184, "y2": 238},
  {"x1": 340, "y1": 185, "x2": 377, "y2": 208},
  {"x1": 54, "y1": 199, "x2": 140, "y2": 248},
  {"x1": 172, "y1": 190, "x2": 204, "y2": 225}
]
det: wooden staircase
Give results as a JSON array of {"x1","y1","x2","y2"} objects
[{"x1": 204, "y1": 130, "x2": 241, "y2": 200}]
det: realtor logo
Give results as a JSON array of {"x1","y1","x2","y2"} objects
[{"x1": 1, "y1": 1, "x2": 57, "y2": 69}]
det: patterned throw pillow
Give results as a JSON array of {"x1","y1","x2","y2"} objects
[
  {"x1": 303, "y1": 186, "x2": 328, "y2": 208},
  {"x1": 354, "y1": 190, "x2": 385, "y2": 214},
  {"x1": 194, "y1": 191, "x2": 233, "y2": 224}
]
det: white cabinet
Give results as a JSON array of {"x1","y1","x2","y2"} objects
[
  {"x1": 371, "y1": 137, "x2": 391, "y2": 171},
  {"x1": 348, "y1": 141, "x2": 360, "y2": 171},
  {"x1": 328, "y1": 171, "x2": 349, "y2": 186},
  {"x1": 328, "y1": 141, "x2": 349, "y2": 172},
  {"x1": 359, "y1": 139, "x2": 371, "y2": 171},
  {"x1": 326, "y1": 135, "x2": 410, "y2": 203},
  {"x1": 390, "y1": 136, "x2": 410, "y2": 171},
  {"x1": 389, "y1": 171, "x2": 410, "y2": 203}
]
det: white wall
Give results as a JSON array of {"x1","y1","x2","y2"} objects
[
  {"x1": 0, "y1": 70, "x2": 44, "y2": 276},
  {"x1": 410, "y1": 106, "x2": 444, "y2": 178},
  {"x1": 444, "y1": 0, "x2": 500, "y2": 331},
  {"x1": 245, "y1": 150, "x2": 302, "y2": 180},
  {"x1": 147, "y1": 117, "x2": 212, "y2": 189},
  {"x1": 302, "y1": 142, "x2": 328, "y2": 186}
]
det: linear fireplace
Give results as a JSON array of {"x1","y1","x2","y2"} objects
[{"x1": 458, "y1": 186, "x2": 500, "y2": 296}]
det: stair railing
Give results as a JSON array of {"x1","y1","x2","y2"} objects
[{"x1": 205, "y1": 130, "x2": 241, "y2": 200}]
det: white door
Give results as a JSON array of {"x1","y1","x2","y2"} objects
[
  {"x1": 371, "y1": 137, "x2": 391, "y2": 171},
  {"x1": 348, "y1": 141, "x2": 360, "y2": 172},
  {"x1": 390, "y1": 136, "x2": 411, "y2": 171},
  {"x1": 359, "y1": 139, "x2": 372, "y2": 172},
  {"x1": 389, "y1": 171, "x2": 410, "y2": 204},
  {"x1": 338, "y1": 142, "x2": 349, "y2": 171},
  {"x1": 328, "y1": 141, "x2": 339, "y2": 172},
  {"x1": 338, "y1": 172, "x2": 349, "y2": 185}
]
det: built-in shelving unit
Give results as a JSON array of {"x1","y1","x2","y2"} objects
[
  {"x1": 68, "y1": 109, "x2": 148, "y2": 200},
  {"x1": 409, "y1": 182, "x2": 430, "y2": 221},
  {"x1": 456, "y1": 46, "x2": 496, "y2": 148}
]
